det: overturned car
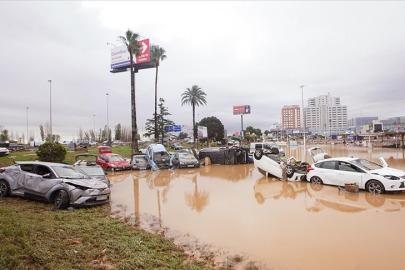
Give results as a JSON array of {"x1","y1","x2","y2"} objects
[{"x1": 0, "y1": 161, "x2": 110, "y2": 209}]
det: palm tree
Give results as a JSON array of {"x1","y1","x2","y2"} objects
[
  {"x1": 181, "y1": 85, "x2": 207, "y2": 148},
  {"x1": 118, "y1": 29, "x2": 142, "y2": 154},
  {"x1": 151, "y1": 46, "x2": 167, "y2": 143}
]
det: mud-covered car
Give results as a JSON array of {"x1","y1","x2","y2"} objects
[
  {"x1": 73, "y1": 154, "x2": 110, "y2": 187},
  {"x1": 145, "y1": 143, "x2": 173, "y2": 171},
  {"x1": 0, "y1": 161, "x2": 110, "y2": 209},
  {"x1": 130, "y1": 153, "x2": 151, "y2": 170},
  {"x1": 172, "y1": 150, "x2": 200, "y2": 169}
]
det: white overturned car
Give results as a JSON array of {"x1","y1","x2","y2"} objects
[{"x1": 0, "y1": 161, "x2": 110, "y2": 209}]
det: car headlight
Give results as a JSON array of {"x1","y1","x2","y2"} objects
[
  {"x1": 180, "y1": 162, "x2": 185, "y2": 165},
  {"x1": 383, "y1": 175, "x2": 400, "y2": 180},
  {"x1": 110, "y1": 164, "x2": 117, "y2": 168}
]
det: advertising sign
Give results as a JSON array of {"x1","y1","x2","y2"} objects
[
  {"x1": 198, "y1": 126, "x2": 208, "y2": 139},
  {"x1": 110, "y1": 39, "x2": 150, "y2": 69},
  {"x1": 233, "y1": 105, "x2": 251, "y2": 115}
]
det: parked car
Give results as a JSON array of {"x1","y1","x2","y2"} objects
[
  {"x1": 0, "y1": 147, "x2": 10, "y2": 156},
  {"x1": 73, "y1": 154, "x2": 110, "y2": 187},
  {"x1": 170, "y1": 143, "x2": 183, "y2": 150},
  {"x1": 112, "y1": 140, "x2": 125, "y2": 146},
  {"x1": 0, "y1": 161, "x2": 110, "y2": 209},
  {"x1": 306, "y1": 157, "x2": 405, "y2": 194},
  {"x1": 145, "y1": 143, "x2": 173, "y2": 171},
  {"x1": 172, "y1": 150, "x2": 200, "y2": 169},
  {"x1": 130, "y1": 153, "x2": 151, "y2": 170},
  {"x1": 96, "y1": 146, "x2": 131, "y2": 171}
]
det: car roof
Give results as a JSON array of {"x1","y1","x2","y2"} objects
[
  {"x1": 15, "y1": 161, "x2": 70, "y2": 167},
  {"x1": 147, "y1": 144, "x2": 167, "y2": 152},
  {"x1": 316, "y1": 157, "x2": 358, "y2": 163}
]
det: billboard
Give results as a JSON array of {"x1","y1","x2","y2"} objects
[
  {"x1": 110, "y1": 39, "x2": 150, "y2": 69},
  {"x1": 198, "y1": 126, "x2": 208, "y2": 139},
  {"x1": 233, "y1": 105, "x2": 251, "y2": 115}
]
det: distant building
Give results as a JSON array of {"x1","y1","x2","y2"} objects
[
  {"x1": 305, "y1": 93, "x2": 347, "y2": 135},
  {"x1": 281, "y1": 105, "x2": 301, "y2": 129},
  {"x1": 348, "y1": 117, "x2": 378, "y2": 126}
]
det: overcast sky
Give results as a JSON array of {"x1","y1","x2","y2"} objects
[{"x1": 1, "y1": 1, "x2": 405, "y2": 141}]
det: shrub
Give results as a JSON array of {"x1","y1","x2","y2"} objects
[{"x1": 36, "y1": 142, "x2": 67, "y2": 163}]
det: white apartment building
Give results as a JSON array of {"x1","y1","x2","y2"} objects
[{"x1": 305, "y1": 93, "x2": 347, "y2": 134}]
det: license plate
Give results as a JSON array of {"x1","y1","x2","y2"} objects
[
  {"x1": 187, "y1": 165, "x2": 194, "y2": 168},
  {"x1": 96, "y1": 195, "x2": 108, "y2": 201}
]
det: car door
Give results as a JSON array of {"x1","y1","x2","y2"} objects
[
  {"x1": 336, "y1": 161, "x2": 365, "y2": 187},
  {"x1": 97, "y1": 155, "x2": 108, "y2": 170},
  {"x1": 23, "y1": 164, "x2": 57, "y2": 196},
  {"x1": 317, "y1": 161, "x2": 339, "y2": 186}
]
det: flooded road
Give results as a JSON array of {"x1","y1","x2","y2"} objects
[{"x1": 109, "y1": 145, "x2": 405, "y2": 270}]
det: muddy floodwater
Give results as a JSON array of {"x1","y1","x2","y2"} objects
[{"x1": 109, "y1": 145, "x2": 405, "y2": 270}]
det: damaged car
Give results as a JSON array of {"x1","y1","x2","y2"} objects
[
  {"x1": 0, "y1": 161, "x2": 110, "y2": 209},
  {"x1": 73, "y1": 154, "x2": 110, "y2": 187}
]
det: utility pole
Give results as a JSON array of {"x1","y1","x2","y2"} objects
[{"x1": 299, "y1": 85, "x2": 306, "y2": 156}]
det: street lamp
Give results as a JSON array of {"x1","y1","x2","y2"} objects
[
  {"x1": 26, "y1": 107, "x2": 29, "y2": 144},
  {"x1": 106, "y1": 93, "x2": 109, "y2": 141},
  {"x1": 299, "y1": 85, "x2": 306, "y2": 155},
  {"x1": 93, "y1": 114, "x2": 96, "y2": 132},
  {"x1": 48, "y1": 80, "x2": 52, "y2": 142}
]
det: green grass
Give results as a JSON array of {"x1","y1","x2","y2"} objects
[{"x1": 0, "y1": 198, "x2": 213, "y2": 270}]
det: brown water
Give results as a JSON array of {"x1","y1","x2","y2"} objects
[{"x1": 109, "y1": 145, "x2": 405, "y2": 270}]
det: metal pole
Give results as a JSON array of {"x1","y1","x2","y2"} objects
[
  {"x1": 93, "y1": 114, "x2": 96, "y2": 132},
  {"x1": 300, "y1": 85, "x2": 306, "y2": 156},
  {"x1": 48, "y1": 80, "x2": 52, "y2": 142},
  {"x1": 106, "y1": 93, "x2": 109, "y2": 141},
  {"x1": 241, "y1": 114, "x2": 244, "y2": 139},
  {"x1": 26, "y1": 107, "x2": 29, "y2": 144}
]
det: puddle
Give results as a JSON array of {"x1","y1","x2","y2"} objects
[{"x1": 109, "y1": 146, "x2": 405, "y2": 270}]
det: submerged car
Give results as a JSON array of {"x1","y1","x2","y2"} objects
[
  {"x1": 0, "y1": 147, "x2": 10, "y2": 156},
  {"x1": 172, "y1": 150, "x2": 200, "y2": 169},
  {"x1": 306, "y1": 157, "x2": 405, "y2": 194},
  {"x1": 73, "y1": 154, "x2": 110, "y2": 187},
  {"x1": 145, "y1": 143, "x2": 173, "y2": 171},
  {"x1": 130, "y1": 153, "x2": 151, "y2": 170},
  {"x1": 0, "y1": 161, "x2": 110, "y2": 209}
]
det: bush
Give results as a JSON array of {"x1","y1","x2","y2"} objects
[{"x1": 36, "y1": 142, "x2": 67, "y2": 163}]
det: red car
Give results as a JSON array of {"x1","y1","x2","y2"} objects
[{"x1": 96, "y1": 146, "x2": 131, "y2": 171}]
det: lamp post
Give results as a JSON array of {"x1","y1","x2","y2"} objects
[
  {"x1": 48, "y1": 80, "x2": 52, "y2": 142},
  {"x1": 26, "y1": 107, "x2": 29, "y2": 144},
  {"x1": 299, "y1": 85, "x2": 306, "y2": 157},
  {"x1": 106, "y1": 93, "x2": 109, "y2": 142},
  {"x1": 93, "y1": 114, "x2": 96, "y2": 132}
]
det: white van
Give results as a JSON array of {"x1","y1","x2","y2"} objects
[
  {"x1": 250, "y1": 142, "x2": 285, "y2": 156},
  {"x1": 30, "y1": 141, "x2": 46, "y2": 147}
]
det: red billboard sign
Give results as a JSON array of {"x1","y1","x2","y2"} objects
[
  {"x1": 233, "y1": 105, "x2": 251, "y2": 115},
  {"x1": 136, "y1": 39, "x2": 150, "y2": 63}
]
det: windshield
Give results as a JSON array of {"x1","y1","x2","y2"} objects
[
  {"x1": 52, "y1": 165, "x2": 91, "y2": 179},
  {"x1": 109, "y1": 155, "x2": 125, "y2": 162},
  {"x1": 179, "y1": 153, "x2": 194, "y2": 159},
  {"x1": 351, "y1": 159, "x2": 383, "y2": 171},
  {"x1": 79, "y1": 167, "x2": 105, "y2": 176}
]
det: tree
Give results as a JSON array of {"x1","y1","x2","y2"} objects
[
  {"x1": 36, "y1": 142, "x2": 66, "y2": 163},
  {"x1": 144, "y1": 98, "x2": 175, "y2": 144},
  {"x1": 178, "y1": 132, "x2": 188, "y2": 140},
  {"x1": 181, "y1": 85, "x2": 207, "y2": 148},
  {"x1": 151, "y1": 46, "x2": 167, "y2": 143},
  {"x1": 198, "y1": 116, "x2": 225, "y2": 142},
  {"x1": 0, "y1": 129, "x2": 9, "y2": 141},
  {"x1": 118, "y1": 29, "x2": 142, "y2": 154},
  {"x1": 115, "y1": 124, "x2": 122, "y2": 140},
  {"x1": 39, "y1": 125, "x2": 45, "y2": 141}
]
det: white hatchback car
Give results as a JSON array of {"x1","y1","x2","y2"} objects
[{"x1": 306, "y1": 157, "x2": 405, "y2": 194}]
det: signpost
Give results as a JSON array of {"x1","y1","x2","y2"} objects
[{"x1": 233, "y1": 105, "x2": 251, "y2": 139}]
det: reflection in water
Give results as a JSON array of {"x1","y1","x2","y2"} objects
[
  {"x1": 184, "y1": 175, "x2": 210, "y2": 212},
  {"x1": 109, "y1": 146, "x2": 405, "y2": 270}
]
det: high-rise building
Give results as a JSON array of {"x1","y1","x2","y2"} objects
[
  {"x1": 281, "y1": 105, "x2": 301, "y2": 129},
  {"x1": 305, "y1": 93, "x2": 347, "y2": 134}
]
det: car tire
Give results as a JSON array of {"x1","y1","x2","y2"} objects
[
  {"x1": 0, "y1": 180, "x2": 10, "y2": 197},
  {"x1": 254, "y1": 149, "x2": 263, "y2": 160},
  {"x1": 54, "y1": 190, "x2": 70, "y2": 210},
  {"x1": 285, "y1": 165, "x2": 295, "y2": 178},
  {"x1": 310, "y1": 176, "x2": 324, "y2": 185},
  {"x1": 366, "y1": 180, "x2": 385, "y2": 194}
]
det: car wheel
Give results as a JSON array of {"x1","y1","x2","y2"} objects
[
  {"x1": 54, "y1": 190, "x2": 70, "y2": 210},
  {"x1": 285, "y1": 165, "x2": 295, "y2": 178},
  {"x1": 0, "y1": 180, "x2": 10, "y2": 197},
  {"x1": 366, "y1": 180, "x2": 385, "y2": 194},
  {"x1": 254, "y1": 149, "x2": 263, "y2": 160},
  {"x1": 310, "y1": 176, "x2": 324, "y2": 185}
]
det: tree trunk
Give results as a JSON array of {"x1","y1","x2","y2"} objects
[
  {"x1": 192, "y1": 104, "x2": 196, "y2": 148},
  {"x1": 130, "y1": 53, "x2": 139, "y2": 154},
  {"x1": 154, "y1": 63, "x2": 159, "y2": 142}
]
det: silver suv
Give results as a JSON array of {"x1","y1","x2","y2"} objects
[{"x1": 0, "y1": 161, "x2": 110, "y2": 210}]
